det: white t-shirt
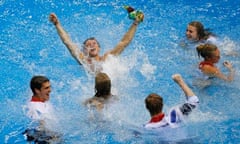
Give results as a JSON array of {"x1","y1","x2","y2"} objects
[
  {"x1": 23, "y1": 100, "x2": 62, "y2": 142},
  {"x1": 25, "y1": 100, "x2": 58, "y2": 130},
  {"x1": 26, "y1": 101, "x2": 55, "y2": 121}
]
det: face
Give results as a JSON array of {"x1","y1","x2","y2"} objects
[
  {"x1": 84, "y1": 39, "x2": 100, "y2": 57},
  {"x1": 211, "y1": 49, "x2": 220, "y2": 63},
  {"x1": 186, "y1": 25, "x2": 199, "y2": 41},
  {"x1": 35, "y1": 81, "x2": 51, "y2": 102}
]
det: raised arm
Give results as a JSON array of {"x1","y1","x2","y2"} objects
[
  {"x1": 49, "y1": 13, "x2": 84, "y2": 65},
  {"x1": 172, "y1": 74, "x2": 199, "y2": 116},
  {"x1": 106, "y1": 13, "x2": 144, "y2": 57}
]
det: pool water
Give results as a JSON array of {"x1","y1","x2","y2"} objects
[{"x1": 1, "y1": 0, "x2": 240, "y2": 143}]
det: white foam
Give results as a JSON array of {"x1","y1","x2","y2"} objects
[{"x1": 218, "y1": 37, "x2": 239, "y2": 56}]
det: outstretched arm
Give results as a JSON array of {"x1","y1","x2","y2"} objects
[
  {"x1": 106, "y1": 14, "x2": 144, "y2": 57},
  {"x1": 172, "y1": 74, "x2": 199, "y2": 116},
  {"x1": 49, "y1": 13, "x2": 84, "y2": 65}
]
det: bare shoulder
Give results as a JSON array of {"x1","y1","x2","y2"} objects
[
  {"x1": 201, "y1": 64, "x2": 219, "y2": 75},
  {"x1": 84, "y1": 97, "x2": 104, "y2": 110}
]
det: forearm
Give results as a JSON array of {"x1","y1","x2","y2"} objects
[
  {"x1": 110, "y1": 21, "x2": 138, "y2": 55},
  {"x1": 121, "y1": 21, "x2": 138, "y2": 45},
  {"x1": 175, "y1": 78, "x2": 195, "y2": 97},
  {"x1": 55, "y1": 23, "x2": 72, "y2": 48},
  {"x1": 227, "y1": 68, "x2": 235, "y2": 82},
  {"x1": 217, "y1": 68, "x2": 235, "y2": 82},
  {"x1": 54, "y1": 23, "x2": 84, "y2": 63}
]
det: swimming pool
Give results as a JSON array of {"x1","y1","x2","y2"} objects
[{"x1": 1, "y1": 0, "x2": 239, "y2": 143}]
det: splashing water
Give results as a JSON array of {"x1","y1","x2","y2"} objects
[{"x1": 1, "y1": 0, "x2": 240, "y2": 143}]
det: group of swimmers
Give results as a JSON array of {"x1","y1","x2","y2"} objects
[
  {"x1": 185, "y1": 21, "x2": 234, "y2": 82},
  {"x1": 23, "y1": 9, "x2": 235, "y2": 143},
  {"x1": 23, "y1": 10, "x2": 144, "y2": 143}
]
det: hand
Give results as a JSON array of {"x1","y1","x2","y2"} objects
[
  {"x1": 134, "y1": 12, "x2": 144, "y2": 23},
  {"x1": 172, "y1": 73, "x2": 183, "y2": 83},
  {"x1": 223, "y1": 61, "x2": 233, "y2": 70},
  {"x1": 49, "y1": 13, "x2": 59, "y2": 25}
]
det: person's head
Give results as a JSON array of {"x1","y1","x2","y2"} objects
[
  {"x1": 30, "y1": 76, "x2": 51, "y2": 102},
  {"x1": 145, "y1": 93, "x2": 163, "y2": 117},
  {"x1": 94, "y1": 72, "x2": 111, "y2": 98},
  {"x1": 186, "y1": 21, "x2": 205, "y2": 41},
  {"x1": 196, "y1": 44, "x2": 220, "y2": 63},
  {"x1": 83, "y1": 37, "x2": 101, "y2": 58}
]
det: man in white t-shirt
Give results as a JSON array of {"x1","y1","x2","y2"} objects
[
  {"x1": 27, "y1": 76, "x2": 54, "y2": 122},
  {"x1": 144, "y1": 74, "x2": 199, "y2": 129},
  {"x1": 23, "y1": 76, "x2": 61, "y2": 143}
]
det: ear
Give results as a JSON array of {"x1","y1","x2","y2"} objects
[{"x1": 34, "y1": 88, "x2": 41, "y2": 94}]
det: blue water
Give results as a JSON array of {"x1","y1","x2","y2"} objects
[{"x1": 1, "y1": 0, "x2": 240, "y2": 143}]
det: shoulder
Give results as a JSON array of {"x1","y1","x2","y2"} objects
[
  {"x1": 200, "y1": 64, "x2": 218, "y2": 75},
  {"x1": 101, "y1": 51, "x2": 111, "y2": 61},
  {"x1": 206, "y1": 36, "x2": 218, "y2": 44},
  {"x1": 84, "y1": 97, "x2": 104, "y2": 109},
  {"x1": 167, "y1": 107, "x2": 183, "y2": 126}
]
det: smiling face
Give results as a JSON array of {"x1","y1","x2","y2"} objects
[
  {"x1": 186, "y1": 25, "x2": 199, "y2": 41},
  {"x1": 84, "y1": 39, "x2": 100, "y2": 58},
  {"x1": 35, "y1": 81, "x2": 51, "y2": 102}
]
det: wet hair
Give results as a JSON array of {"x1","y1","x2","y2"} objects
[
  {"x1": 188, "y1": 21, "x2": 213, "y2": 40},
  {"x1": 94, "y1": 72, "x2": 111, "y2": 98},
  {"x1": 145, "y1": 93, "x2": 163, "y2": 117},
  {"x1": 83, "y1": 37, "x2": 101, "y2": 48},
  {"x1": 196, "y1": 43, "x2": 218, "y2": 59},
  {"x1": 30, "y1": 76, "x2": 49, "y2": 95}
]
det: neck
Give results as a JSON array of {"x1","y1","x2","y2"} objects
[
  {"x1": 31, "y1": 95, "x2": 45, "y2": 102},
  {"x1": 87, "y1": 55, "x2": 101, "y2": 63},
  {"x1": 95, "y1": 93, "x2": 112, "y2": 99},
  {"x1": 150, "y1": 113, "x2": 165, "y2": 123}
]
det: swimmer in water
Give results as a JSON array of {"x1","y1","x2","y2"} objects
[
  {"x1": 49, "y1": 11, "x2": 144, "y2": 73},
  {"x1": 196, "y1": 43, "x2": 234, "y2": 82},
  {"x1": 84, "y1": 72, "x2": 118, "y2": 111},
  {"x1": 180, "y1": 21, "x2": 216, "y2": 48}
]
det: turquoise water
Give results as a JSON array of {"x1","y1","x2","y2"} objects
[{"x1": 1, "y1": 0, "x2": 240, "y2": 143}]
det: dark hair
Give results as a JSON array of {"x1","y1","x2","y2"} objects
[
  {"x1": 145, "y1": 93, "x2": 163, "y2": 116},
  {"x1": 196, "y1": 43, "x2": 218, "y2": 59},
  {"x1": 83, "y1": 37, "x2": 100, "y2": 48},
  {"x1": 94, "y1": 72, "x2": 111, "y2": 98},
  {"x1": 189, "y1": 21, "x2": 213, "y2": 40},
  {"x1": 30, "y1": 76, "x2": 49, "y2": 94}
]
